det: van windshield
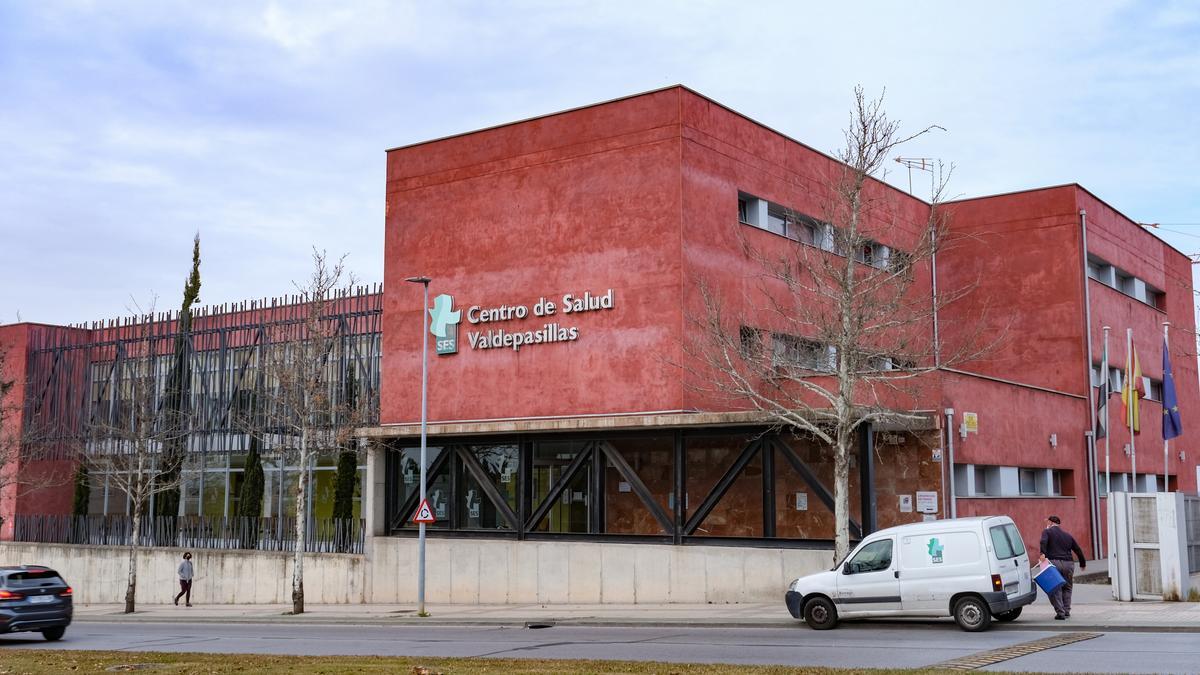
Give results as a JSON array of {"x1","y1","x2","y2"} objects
[{"x1": 989, "y1": 523, "x2": 1026, "y2": 559}]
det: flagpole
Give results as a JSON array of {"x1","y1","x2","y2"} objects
[
  {"x1": 1128, "y1": 327, "x2": 1137, "y2": 492},
  {"x1": 1163, "y1": 322, "x2": 1170, "y2": 492},
  {"x1": 1103, "y1": 326, "x2": 1111, "y2": 496}
]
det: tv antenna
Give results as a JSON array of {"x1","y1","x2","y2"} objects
[{"x1": 894, "y1": 157, "x2": 936, "y2": 200}]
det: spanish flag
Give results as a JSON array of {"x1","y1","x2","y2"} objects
[{"x1": 1122, "y1": 338, "x2": 1143, "y2": 434}]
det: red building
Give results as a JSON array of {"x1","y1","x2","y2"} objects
[
  {"x1": 2, "y1": 86, "x2": 1195, "y2": 564},
  {"x1": 370, "y1": 86, "x2": 1197, "y2": 558}
]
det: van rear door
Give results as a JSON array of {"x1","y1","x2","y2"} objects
[{"x1": 987, "y1": 520, "x2": 1031, "y2": 598}]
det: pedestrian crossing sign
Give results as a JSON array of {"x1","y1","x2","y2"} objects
[{"x1": 413, "y1": 498, "x2": 436, "y2": 524}]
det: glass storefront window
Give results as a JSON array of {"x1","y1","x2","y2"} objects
[
  {"x1": 601, "y1": 437, "x2": 672, "y2": 535},
  {"x1": 458, "y1": 444, "x2": 518, "y2": 530},
  {"x1": 532, "y1": 441, "x2": 590, "y2": 533},
  {"x1": 181, "y1": 470, "x2": 201, "y2": 516},
  {"x1": 685, "y1": 434, "x2": 762, "y2": 537},
  {"x1": 395, "y1": 446, "x2": 445, "y2": 517},
  {"x1": 776, "y1": 434, "x2": 862, "y2": 538}
]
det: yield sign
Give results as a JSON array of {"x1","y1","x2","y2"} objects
[{"x1": 412, "y1": 498, "x2": 436, "y2": 524}]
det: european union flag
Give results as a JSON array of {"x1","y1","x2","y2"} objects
[{"x1": 1162, "y1": 338, "x2": 1183, "y2": 440}]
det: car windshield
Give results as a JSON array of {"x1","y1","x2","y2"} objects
[{"x1": 5, "y1": 570, "x2": 65, "y2": 588}]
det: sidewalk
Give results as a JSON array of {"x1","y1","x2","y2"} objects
[{"x1": 72, "y1": 583, "x2": 1200, "y2": 632}]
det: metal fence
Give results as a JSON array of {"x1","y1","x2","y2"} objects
[{"x1": 12, "y1": 514, "x2": 365, "y2": 555}]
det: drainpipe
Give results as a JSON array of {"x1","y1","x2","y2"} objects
[
  {"x1": 1080, "y1": 209, "x2": 1102, "y2": 559},
  {"x1": 945, "y1": 408, "x2": 957, "y2": 519}
]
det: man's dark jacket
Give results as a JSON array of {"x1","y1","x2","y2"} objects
[{"x1": 1040, "y1": 525, "x2": 1086, "y2": 565}]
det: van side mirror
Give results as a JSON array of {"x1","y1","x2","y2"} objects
[{"x1": 842, "y1": 562, "x2": 852, "y2": 575}]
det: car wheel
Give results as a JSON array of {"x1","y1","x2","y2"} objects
[
  {"x1": 41, "y1": 626, "x2": 66, "y2": 641},
  {"x1": 995, "y1": 607, "x2": 1022, "y2": 622},
  {"x1": 803, "y1": 596, "x2": 838, "y2": 630},
  {"x1": 953, "y1": 596, "x2": 992, "y2": 632}
]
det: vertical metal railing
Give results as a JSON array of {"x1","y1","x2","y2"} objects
[{"x1": 12, "y1": 514, "x2": 365, "y2": 555}]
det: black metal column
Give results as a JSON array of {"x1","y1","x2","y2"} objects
[
  {"x1": 673, "y1": 431, "x2": 684, "y2": 545},
  {"x1": 859, "y1": 424, "x2": 876, "y2": 536},
  {"x1": 763, "y1": 435, "x2": 776, "y2": 538},
  {"x1": 517, "y1": 438, "x2": 530, "y2": 540}
]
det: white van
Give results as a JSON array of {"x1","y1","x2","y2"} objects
[{"x1": 784, "y1": 516, "x2": 1035, "y2": 631}]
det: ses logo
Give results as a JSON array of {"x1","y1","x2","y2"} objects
[{"x1": 429, "y1": 294, "x2": 462, "y2": 355}]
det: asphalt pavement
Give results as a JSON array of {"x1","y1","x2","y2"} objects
[{"x1": 2, "y1": 621, "x2": 1199, "y2": 673}]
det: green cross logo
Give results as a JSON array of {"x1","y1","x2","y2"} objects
[
  {"x1": 928, "y1": 537, "x2": 944, "y2": 564},
  {"x1": 430, "y1": 294, "x2": 461, "y2": 355},
  {"x1": 429, "y1": 294, "x2": 461, "y2": 339}
]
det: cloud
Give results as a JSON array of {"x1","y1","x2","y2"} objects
[{"x1": 0, "y1": 0, "x2": 1196, "y2": 324}]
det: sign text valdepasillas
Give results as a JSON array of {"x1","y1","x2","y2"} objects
[{"x1": 465, "y1": 289, "x2": 614, "y2": 352}]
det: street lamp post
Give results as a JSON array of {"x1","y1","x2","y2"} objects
[{"x1": 405, "y1": 275, "x2": 432, "y2": 616}]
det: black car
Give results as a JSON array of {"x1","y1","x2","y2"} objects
[{"x1": 0, "y1": 565, "x2": 73, "y2": 641}]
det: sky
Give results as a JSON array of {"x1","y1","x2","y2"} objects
[{"x1": 1, "y1": 1, "x2": 1198, "y2": 325}]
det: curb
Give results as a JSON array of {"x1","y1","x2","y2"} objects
[{"x1": 71, "y1": 615, "x2": 1200, "y2": 633}]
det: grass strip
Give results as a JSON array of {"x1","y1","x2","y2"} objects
[{"x1": 0, "y1": 649, "x2": 1001, "y2": 674}]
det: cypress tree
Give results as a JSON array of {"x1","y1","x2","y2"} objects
[
  {"x1": 71, "y1": 463, "x2": 90, "y2": 516},
  {"x1": 157, "y1": 234, "x2": 202, "y2": 519}
]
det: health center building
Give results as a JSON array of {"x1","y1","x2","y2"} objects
[{"x1": 3, "y1": 85, "x2": 1197, "y2": 604}]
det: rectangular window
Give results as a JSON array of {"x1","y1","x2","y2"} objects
[
  {"x1": 974, "y1": 466, "x2": 990, "y2": 496},
  {"x1": 796, "y1": 219, "x2": 818, "y2": 246},
  {"x1": 737, "y1": 198, "x2": 748, "y2": 224},
  {"x1": 1019, "y1": 468, "x2": 1038, "y2": 495},
  {"x1": 989, "y1": 525, "x2": 1015, "y2": 559},
  {"x1": 854, "y1": 243, "x2": 875, "y2": 266},
  {"x1": 1147, "y1": 288, "x2": 1165, "y2": 310},
  {"x1": 772, "y1": 334, "x2": 832, "y2": 372},
  {"x1": 1051, "y1": 470, "x2": 1063, "y2": 496},
  {"x1": 765, "y1": 204, "x2": 789, "y2": 237},
  {"x1": 739, "y1": 326, "x2": 763, "y2": 361},
  {"x1": 1144, "y1": 378, "x2": 1163, "y2": 401}
]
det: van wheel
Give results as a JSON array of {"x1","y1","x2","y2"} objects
[
  {"x1": 41, "y1": 626, "x2": 65, "y2": 641},
  {"x1": 803, "y1": 597, "x2": 838, "y2": 630},
  {"x1": 995, "y1": 607, "x2": 1022, "y2": 622},
  {"x1": 953, "y1": 596, "x2": 992, "y2": 632}
]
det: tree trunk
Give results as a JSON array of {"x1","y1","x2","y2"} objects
[
  {"x1": 291, "y1": 434, "x2": 308, "y2": 615},
  {"x1": 833, "y1": 438, "x2": 851, "y2": 564},
  {"x1": 125, "y1": 508, "x2": 140, "y2": 614}
]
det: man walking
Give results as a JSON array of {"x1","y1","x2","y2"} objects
[
  {"x1": 174, "y1": 551, "x2": 194, "y2": 607},
  {"x1": 1039, "y1": 515, "x2": 1086, "y2": 619}
]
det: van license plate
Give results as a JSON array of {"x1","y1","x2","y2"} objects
[{"x1": 29, "y1": 595, "x2": 57, "y2": 604}]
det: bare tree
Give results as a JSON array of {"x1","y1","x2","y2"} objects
[
  {"x1": 0, "y1": 341, "x2": 21, "y2": 525},
  {"x1": 78, "y1": 305, "x2": 193, "y2": 614},
  {"x1": 257, "y1": 249, "x2": 359, "y2": 615},
  {"x1": 690, "y1": 87, "x2": 992, "y2": 562}
]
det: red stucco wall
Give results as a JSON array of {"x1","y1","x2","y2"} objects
[
  {"x1": 0, "y1": 323, "x2": 30, "y2": 539},
  {"x1": 382, "y1": 88, "x2": 689, "y2": 425}
]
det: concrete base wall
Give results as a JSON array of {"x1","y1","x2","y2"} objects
[
  {"x1": 0, "y1": 542, "x2": 366, "y2": 605},
  {"x1": 0, "y1": 538, "x2": 833, "y2": 605}
]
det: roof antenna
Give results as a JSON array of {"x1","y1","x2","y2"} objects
[{"x1": 895, "y1": 157, "x2": 937, "y2": 200}]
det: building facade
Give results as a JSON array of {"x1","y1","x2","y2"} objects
[
  {"x1": 368, "y1": 86, "x2": 1198, "y2": 561},
  {"x1": 2, "y1": 86, "x2": 1196, "y2": 590}
]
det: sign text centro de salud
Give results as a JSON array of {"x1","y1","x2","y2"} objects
[{"x1": 430, "y1": 289, "x2": 615, "y2": 356}]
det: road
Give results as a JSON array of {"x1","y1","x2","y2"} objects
[{"x1": 2, "y1": 622, "x2": 1198, "y2": 672}]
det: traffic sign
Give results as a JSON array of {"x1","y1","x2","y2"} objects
[{"x1": 413, "y1": 498, "x2": 436, "y2": 524}]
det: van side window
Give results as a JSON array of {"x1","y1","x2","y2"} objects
[
  {"x1": 845, "y1": 539, "x2": 893, "y2": 574},
  {"x1": 989, "y1": 524, "x2": 1026, "y2": 559}
]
